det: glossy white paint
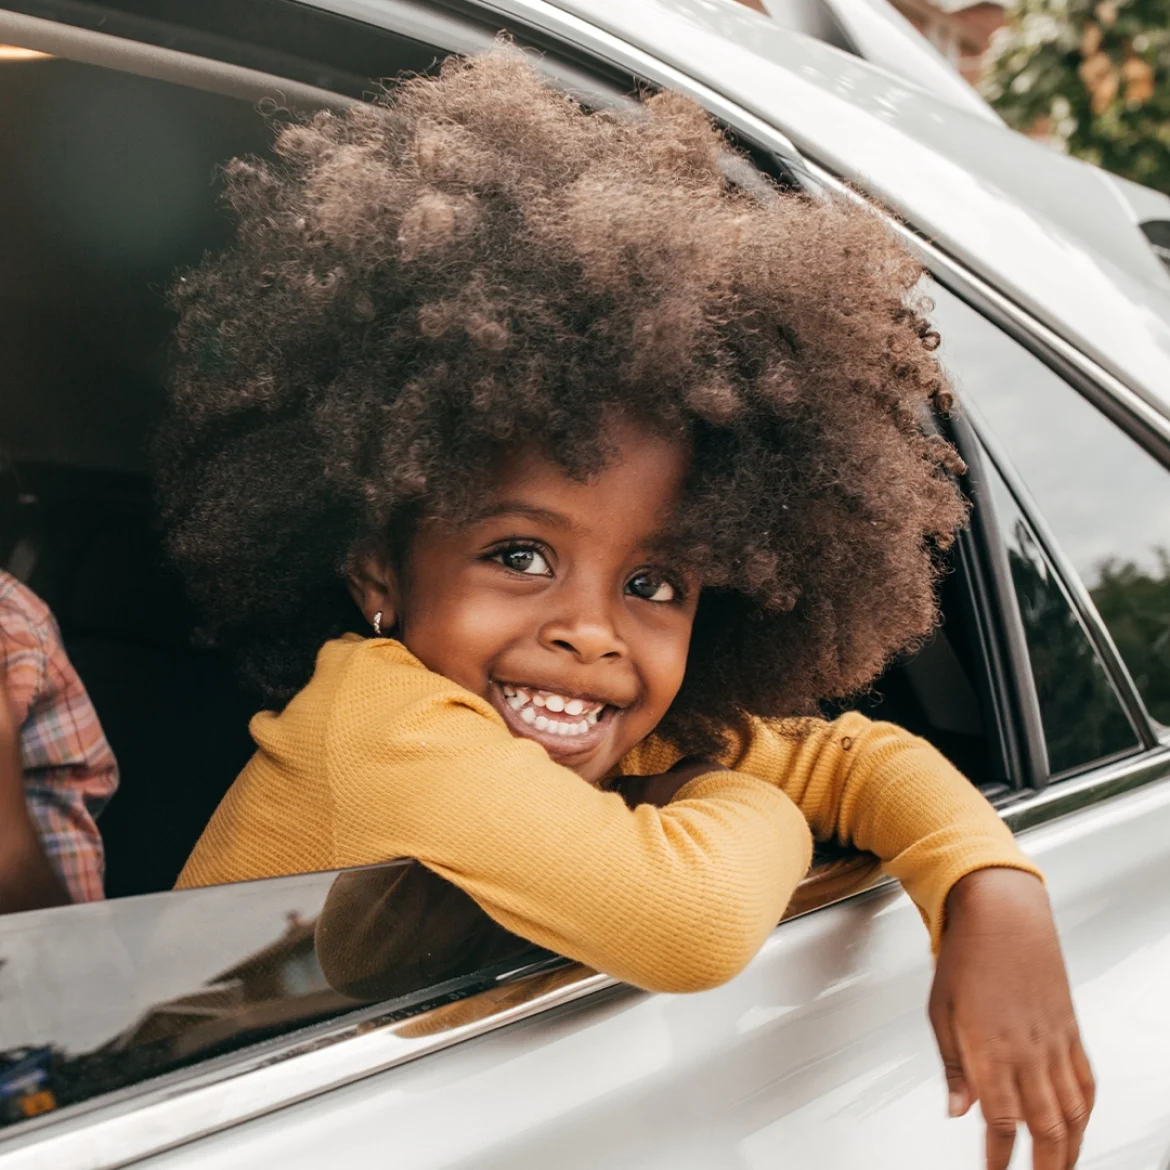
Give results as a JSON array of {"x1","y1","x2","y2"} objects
[
  {"x1": 478, "y1": 0, "x2": 1170, "y2": 417},
  {"x1": 797, "y1": 0, "x2": 1002, "y2": 123},
  {"x1": 134, "y1": 766, "x2": 1170, "y2": 1170}
]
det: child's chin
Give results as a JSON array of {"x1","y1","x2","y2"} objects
[{"x1": 515, "y1": 722, "x2": 620, "y2": 785}]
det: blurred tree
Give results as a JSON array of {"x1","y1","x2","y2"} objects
[
  {"x1": 1090, "y1": 550, "x2": 1170, "y2": 725},
  {"x1": 981, "y1": 0, "x2": 1170, "y2": 194}
]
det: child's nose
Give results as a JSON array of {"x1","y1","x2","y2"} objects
[{"x1": 538, "y1": 610, "x2": 626, "y2": 664}]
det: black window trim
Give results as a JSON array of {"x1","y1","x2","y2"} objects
[
  {"x1": 967, "y1": 407, "x2": 1158, "y2": 760},
  {"x1": 947, "y1": 412, "x2": 1048, "y2": 790}
]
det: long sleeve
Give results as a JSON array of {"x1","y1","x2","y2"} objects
[
  {"x1": 625, "y1": 711, "x2": 1042, "y2": 951},
  {"x1": 179, "y1": 637, "x2": 814, "y2": 992}
]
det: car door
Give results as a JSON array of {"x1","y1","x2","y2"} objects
[{"x1": 130, "y1": 289, "x2": 1170, "y2": 1170}]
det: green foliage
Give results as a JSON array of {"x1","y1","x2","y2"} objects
[
  {"x1": 1091, "y1": 550, "x2": 1170, "y2": 725},
  {"x1": 981, "y1": 0, "x2": 1170, "y2": 194}
]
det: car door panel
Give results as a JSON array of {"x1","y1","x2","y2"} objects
[{"x1": 130, "y1": 768, "x2": 1170, "y2": 1170}]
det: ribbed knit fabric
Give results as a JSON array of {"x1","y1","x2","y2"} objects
[{"x1": 178, "y1": 636, "x2": 1041, "y2": 991}]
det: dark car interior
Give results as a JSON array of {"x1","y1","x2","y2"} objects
[{"x1": 0, "y1": 35, "x2": 1010, "y2": 901}]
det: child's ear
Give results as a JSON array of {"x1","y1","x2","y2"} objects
[{"x1": 345, "y1": 548, "x2": 402, "y2": 635}]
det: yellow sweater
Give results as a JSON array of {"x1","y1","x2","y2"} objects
[{"x1": 178, "y1": 635, "x2": 1040, "y2": 992}]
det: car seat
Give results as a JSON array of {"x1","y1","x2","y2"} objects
[{"x1": 8, "y1": 463, "x2": 257, "y2": 898}]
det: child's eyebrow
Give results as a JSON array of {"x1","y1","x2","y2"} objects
[{"x1": 470, "y1": 501, "x2": 573, "y2": 530}]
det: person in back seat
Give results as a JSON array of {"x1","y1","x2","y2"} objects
[{"x1": 0, "y1": 464, "x2": 118, "y2": 911}]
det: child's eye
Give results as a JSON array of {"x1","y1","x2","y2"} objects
[
  {"x1": 494, "y1": 545, "x2": 553, "y2": 576},
  {"x1": 626, "y1": 571, "x2": 677, "y2": 603}
]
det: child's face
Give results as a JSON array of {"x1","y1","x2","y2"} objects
[{"x1": 351, "y1": 422, "x2": 698, "y2": 783}]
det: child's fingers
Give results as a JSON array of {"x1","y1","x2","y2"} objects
[
  {"x1": 1050, "y1": 1055, "x2": 1092, "y2": 1167},
  {"x1": 1017, "y1": 1065, "x2": 1071, "y2": 1170},
  {"x1": 1069, "y1": 1034, "x2": 1096, "y2": 1117},
  {"x1": 978, "y1": 1067, "x2": 1022, "y2": 1170},
  {"x1": 929, "y1": 1002, "x2": 972, "y2": 1116}
]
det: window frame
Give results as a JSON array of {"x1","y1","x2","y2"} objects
[
  {"x1": 947, "y1": 412, "x2": 1049, "y2": 790},
  {"x1": 787, "y1": 161, "x2": 1170, "y2": 767}
]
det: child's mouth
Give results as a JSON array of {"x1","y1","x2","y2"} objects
[{"x1": 489, "y1": 681, "x2": 615, "y2": 757}]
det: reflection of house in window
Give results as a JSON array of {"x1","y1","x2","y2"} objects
[
  {"x1": 0, "y1": 911, "x2": 363, "y2": 1129},
  {"x1": 109, "y1": 912, "x2": 354, "y2": 1062}
]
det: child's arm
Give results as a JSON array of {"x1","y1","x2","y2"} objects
[
  {"x1": 291, "y1": 647, "x2": 816, "y2": 994},
  {"x1": 932, "y1": 869, "x2": 1093, "y2": 1170},
  {"x1": 720, "y1": 712, "x2": 1092, "y2": 1169},
  {"x1": 325, "y1": 747, "x2": 802, "y2": 994},
  {"x1": 723, "y1": 711, "x2": 1043, "y2": 947}
]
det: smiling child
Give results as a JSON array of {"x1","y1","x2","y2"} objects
[{"x1": 165, "y1": 50, "x2": 1093, "y2": 1167}]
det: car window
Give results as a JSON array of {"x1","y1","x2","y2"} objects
[
  {"x1": 929, "y1": 282, "x2": 1170, "y2": 731},
  {"x1": 0, "y1": 862, "x2": 543, "y2": 1130},
  {"x1": 981, "y1": 456, "x2": 1139, "y2": 775}
]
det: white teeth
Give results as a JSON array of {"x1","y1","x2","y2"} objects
[{"x1": 498, "y1": 681, "x2": 608, "y2": 737}]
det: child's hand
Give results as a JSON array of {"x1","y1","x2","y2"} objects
[
  {"x1": 611, "y1": 757, "x2": 729, "y2": 808},
  {"x1": 930, "y1": 868, "x2": 1094, "y2": 1170}
]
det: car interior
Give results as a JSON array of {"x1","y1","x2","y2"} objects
[{"x1": 0, "y1": 31, "x2": 1010, "y2": 903}]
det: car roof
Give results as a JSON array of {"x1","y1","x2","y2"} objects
[
  {"x1": 765, "y1": 0, "x2": 1004, "y2": 123},
  {"x1": 516, "y1": 0, "x2": 1170, "y2": 417}
]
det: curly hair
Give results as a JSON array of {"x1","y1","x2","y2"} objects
[{"x1": 156, "y1": 47, "x2": 967, "y2": 754}]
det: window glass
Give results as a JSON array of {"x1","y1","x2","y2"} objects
[
  {"x1": 929, "y1": 282, "x2": 1170, "y2": 728},
  {"x1": 0, "y1": 863, "x2": 541, "y2": 1130},
  {"x1": 983, "y1": 461, "x2": 1138, "y2": 774}
]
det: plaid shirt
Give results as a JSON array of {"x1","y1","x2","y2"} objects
[{"x1": 1, "y1": 570, "x2": 118, "y2": 902}]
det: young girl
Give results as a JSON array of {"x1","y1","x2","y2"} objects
[{"x1": 162, "y1": 50, "x2": 1092, "y2": 1166}]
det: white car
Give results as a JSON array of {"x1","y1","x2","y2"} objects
[{"x1": 0, "y1": 1, "x2": 1168, "y2": 1167}]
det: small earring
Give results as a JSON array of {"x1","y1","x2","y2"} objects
[{"x1": 372, "y1": 611, "x2": 383, "y2": 637}]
